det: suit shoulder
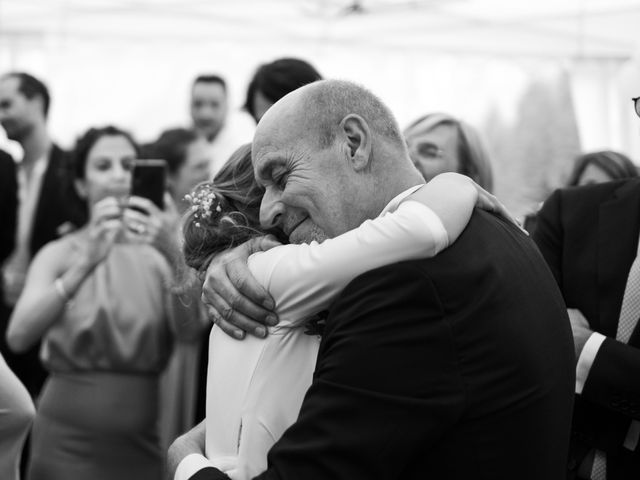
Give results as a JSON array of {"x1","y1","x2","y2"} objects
[
  {"x1": 558, "y1": 179, "x2": 637, "y2": 204},
  {"x1": 331, "y1": 260, "x2": 443, "y2": 320}
]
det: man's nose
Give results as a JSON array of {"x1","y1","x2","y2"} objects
[{"x1": 260, "y1": 188, "x2": 283, "y2": 230}]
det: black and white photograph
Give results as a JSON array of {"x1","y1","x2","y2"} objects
[{"x1": 1, "y1": 1, "x2": 640, "y2": 479}]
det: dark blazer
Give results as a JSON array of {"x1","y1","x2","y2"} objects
[
  {"x1": 533, "y1": 179, "x2": 640, "y2": 479},
  {"x1": 0, "y1": 149, "x2": 17, "y2": 267},
  {"x1": 29, "y1": 144, "x2": 83, "y2": 256},
  {"x1": 198, "y1": 210, "x2": 575, "y2": 480},
  {"x1": 0, "y1": 143, "x2": 83, "y2": 398}
]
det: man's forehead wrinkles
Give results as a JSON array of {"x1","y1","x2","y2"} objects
[{"x1": 255, "y1": 151, "x2": 286, "y2": 178}]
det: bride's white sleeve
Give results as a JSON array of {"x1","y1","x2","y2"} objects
[{"x1": 248, "y1": 201, "x2": 448, "y2": 326}]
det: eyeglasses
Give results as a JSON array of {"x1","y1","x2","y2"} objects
[{"x1": 633, "y1": 97, "x2": 640, "y2": 118}]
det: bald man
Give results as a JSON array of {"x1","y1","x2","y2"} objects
[{"x1": 169, "y1": 80, "x2": 574, "y2": 480}]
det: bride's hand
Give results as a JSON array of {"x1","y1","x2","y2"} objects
[
  {"x1": 201, "y1": 235, "x2": 281, "y2": 339},
  {"x1": 471, "y1": 181, "x2": 525, "y2": 233}
]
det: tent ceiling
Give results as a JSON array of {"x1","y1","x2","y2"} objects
[{"x1": 1, "y1": 0, "x2": 639, "y2": 59}]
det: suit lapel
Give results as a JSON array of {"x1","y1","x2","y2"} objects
[
  {"x1": 30, "y1": 145, "x2": 66, "y2": 255},
  {"x1": 597, "y1": 180, "x2": 640, "y2": 338}
]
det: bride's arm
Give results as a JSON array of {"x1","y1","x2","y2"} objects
[{"x1": 250, "y1": 173, "x2": 481, "y2": 326}]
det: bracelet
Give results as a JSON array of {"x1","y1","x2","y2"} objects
[{"x1": 54, "y1": 278, "x2": 72, "y2": 303}]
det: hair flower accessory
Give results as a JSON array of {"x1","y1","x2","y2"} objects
[{"x1": 185, "y1": 183, "x2": 222, "y2": 227}]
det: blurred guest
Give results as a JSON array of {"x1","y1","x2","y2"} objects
[
  {"x1": 190, "y1": 75, "x2": 253, "y2": 178},
  {"x1": 403, "y1": 112, "x2": 494, "y2": 191},
  {"x1": 0, "y1": 354, "x2": 34, "y2": 480},
  {"x1": 0, "y1": 149, "x2": 17, "y2": 295},
  {"x1": 244, "y1": 58, "x2": 322, "y2": 123},
  {"x1": 532, "y1": 100, "x2": 640, "y2": 479},
  {"x1": 6, "y1": 126, "x2": 201, "y2": 480},
  {"x1": 0, "y1": 147, "x2": 33, "y2": 480},
  {"x1": 567, "y1": 150, "x2": 638, "y2": 187},
  {"x1": 524, "y1": 150, "x2": 637, "y2": 234},
  {"x1": 0, "y1": 72, "x2": 83, "y2": 399},
  {"x1": 150, "y1": 128, "x2": 211, "y2": 212},
  {"x1": 146, "y1": 127, "x2": 209, "y2": 447}
]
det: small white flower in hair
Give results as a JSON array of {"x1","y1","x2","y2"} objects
[{"x1": 185, "y1": 183, "x2": 223, "y2": 227}]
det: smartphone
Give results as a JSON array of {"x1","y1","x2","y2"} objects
[{"x1": 130, "y1": 159, "x2": 167, "y2": 210}]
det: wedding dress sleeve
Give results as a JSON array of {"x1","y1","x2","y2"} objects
[{"x1": 247, "y1": 200, "x2": 448, "y2": 326}]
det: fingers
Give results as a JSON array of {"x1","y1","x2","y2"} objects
[
  {"x1": 253, "y1": 234, "x2": 283, "y2": 252},
  {"x1": 201, "y1": 252, "x2": 277, "y2": 338},
  {"x1": 127, "y1": 195, "x2": 159, "y2": 216},
  {"x1": 91, "y1": 197, "x2": 123, "y2": 225},
  {"x1": 202, "y1": 266, "x2": 276, "y2": 328},
  {"x1": 226, "y1": 256, "x2": 276, "y2": 313},
  {"x1": 205, "y1": 298, "x2": 267, "y2": 339},
  {"x1": 473, "y1": 187, "x2": 526, "y2": 233},
  {"x1": 100, "y1": 219, "x2": 123, "y2": 244},
  {"x1": 122, "y1": 206, "x2": 164, "y2": 242}
]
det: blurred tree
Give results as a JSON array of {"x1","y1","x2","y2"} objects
[{"x1": 483, "y1": 71, "x2": 581, "y2": 219}]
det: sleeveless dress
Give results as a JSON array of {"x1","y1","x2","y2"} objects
[{"x1": 27, "y1": 241, "x2": 176, "y2": 480}]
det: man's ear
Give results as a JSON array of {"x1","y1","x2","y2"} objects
[{"x1": 340, "y1": 114, "x2": 372, "y2": 172}]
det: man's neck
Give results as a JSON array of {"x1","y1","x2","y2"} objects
[
  {"x1": 21, "y1": 125, "x2": 50, "y2": 167},
  {"x1": 196, "y1": 127, "x2": 221, "y2": 143},
  {"x1": 376, "y1": 169, "x2": 426, "y2": 213}
]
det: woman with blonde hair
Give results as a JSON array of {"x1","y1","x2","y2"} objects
[{"x1": 404, "y1": 113, "x2": 494, "y2": 192}]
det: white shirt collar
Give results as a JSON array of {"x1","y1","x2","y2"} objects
[{"x1": 379, "y1": 184, "x2": 424, "y2": 216}]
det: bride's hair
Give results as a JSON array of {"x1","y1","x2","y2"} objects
[{"x1": 182, "y1": 143, "x2": 268, "y2": 272}]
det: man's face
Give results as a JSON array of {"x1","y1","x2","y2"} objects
[
  {"x1": 190, "y1": 81, "x2": 227, "y2": 141},
  {"x1": 0, "y1": 77, "x2": 41, "y2": 142},
  {"x1": 253, "y1": 117, "x2": 357, "y2": 244},
  {"x1": 405, "y1": 123, "x2": 461, "y2": 182}
]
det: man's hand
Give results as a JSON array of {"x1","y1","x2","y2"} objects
[
  {"x1": 202, "y1": 235, "x2": 281, "y2": 339},
  {"x1": 167, "y1": 420, "x2": 206, "y2": 480},
  {"x1": 568, "y1": 308, "x2": 593, "y2": 360}
]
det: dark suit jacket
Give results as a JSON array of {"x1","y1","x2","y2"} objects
[
  {"x1": 29, "y1": 144, "x2": 83, "y2": 256},
  {"x1": 197, "y1": 210, "x2": 575, "y2": 480},
  {"x1": 0, "y1": 143, "x2": 83, "y2": 398},
  {"x1": 0, "y1": 149, "x2": 17, "y2": 267},
  {"x1": 533, "y1": 179, "x2": 640, "y2": 479}
]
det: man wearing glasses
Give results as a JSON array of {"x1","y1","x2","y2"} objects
[{"x1": 532, "y1": 97, "x2": 640, "y2": 480}]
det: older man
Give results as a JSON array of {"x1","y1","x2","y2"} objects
[{"x1": 170, "y1": 80, "x2": 574, "y2": 480}]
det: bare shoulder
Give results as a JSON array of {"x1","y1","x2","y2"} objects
[{"x1": 32, "y1": 233, "x2": 82, "y2": 273}]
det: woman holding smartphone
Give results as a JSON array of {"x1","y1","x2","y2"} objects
[{"x1": 6, "y1": 126, "x2": 201, "y2": 480}]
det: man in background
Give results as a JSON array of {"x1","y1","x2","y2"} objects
[
  {"x1": 190, "y1": 74, "x2": 252, "y2": 178},
  {"x1": 0, "y1": 72, "x2": 82, "y2": 398},
  {"x1": 533, "y1": 98, "x2": 640, "y2": 480}
]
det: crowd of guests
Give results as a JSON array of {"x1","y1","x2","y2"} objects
[{"x1": 0, "y1": 58, "x2": 639, "y2": 480}]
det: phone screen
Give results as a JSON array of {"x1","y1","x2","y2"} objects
[{"x1": 131, "y1": 159, "x2": 167, "y2": 210}]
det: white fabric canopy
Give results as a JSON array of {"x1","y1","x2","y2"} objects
[{"x1": 1, "y1": 0, "x2": 639, "y2": 213}]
